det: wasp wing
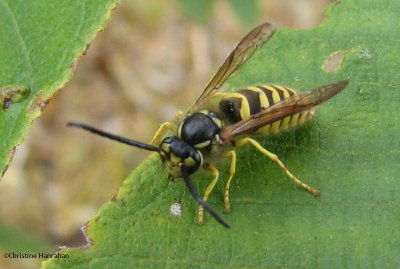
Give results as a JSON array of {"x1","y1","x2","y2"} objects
[
  {"x1": 188, "y1": 22, "x2": 276, "y2": 114},
  {"x1": 220, "y1": 80, "x2": 349, "y2": 142}
]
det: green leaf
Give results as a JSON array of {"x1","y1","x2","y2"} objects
[
  {"x1": 227, "y1": 0, "x2": 258, "y2": 28},
  {"x1": 43, "y1": 0, "x2": 400, "y2": 268},
  {"x1": 0, "y1": 221, "x2": 52, "y2": 253},
  {"x1": 0, "y1": 0, "x2": 119, "y2": 178},
  {"x1": 175, "y1": 0, "x2": 214, "y2": 24},
  {"x1": 176, "y1": 0, "x2": 259, "y2": 27}
]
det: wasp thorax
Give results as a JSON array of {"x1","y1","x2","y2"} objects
[
  {"x1": 178, "y1": 110, "x2": 223, "y2": 150},
  {"x1": 159, "y1": 136, "x2": 203, "y2": 178}
]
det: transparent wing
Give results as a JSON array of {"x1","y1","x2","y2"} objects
[
  {"x1": 188, "y1": 22, "x2": 276, "y2": 114},
  {"x1": 220, "y1": 80, "x2": 349, "y2": 142}
]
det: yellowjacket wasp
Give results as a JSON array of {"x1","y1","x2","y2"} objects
[{"x1": 68, "y1": 22, "x2": 348, "y2": 228}]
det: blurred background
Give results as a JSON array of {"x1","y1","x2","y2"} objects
[{"x1": 1, "y1": 0, "x2": 334, "y2": 268}]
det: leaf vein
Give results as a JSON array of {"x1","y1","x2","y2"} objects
[{"x1": 2, "y1": 0, "x2": 34, "y2": 88}]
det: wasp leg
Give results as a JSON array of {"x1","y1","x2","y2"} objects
[
  {"x1": 198, "y1": 164, "x2": 219, "y2": 225},
  {"x1": 235, "y1": 137, "x2": 320, "y2": 196},
  {"x1": 223, "y1": 150, "x2": 236, "y2": 213},
  {"x1": 148, "y1": 122, "x2": 174, "y2": 146},
  {"x1": 174, "y1": 110, "x2": 185, "y2": 121}
]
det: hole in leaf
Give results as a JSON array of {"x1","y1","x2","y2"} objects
[
  {"x1": 323, "y1": 51, "x2": 347, "y2": 72},
  {"x1": 323, "y1": 48, "x2": 357, "y2": 73}
]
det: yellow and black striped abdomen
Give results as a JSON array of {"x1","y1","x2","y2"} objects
[{"x1": 218, "y1": 85, "x2": 314, "y2": 134}]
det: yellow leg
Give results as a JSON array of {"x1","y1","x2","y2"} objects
[
  {"x1": 235, "y1": 137, "x2": 320, "y2": 196},
  {"x1": 223, "y1": 150, "x2": 236, "y2": 213},
  {"x1": 148, "y1": 122, "x2": 174, "y2": 146},
  {"x1": 174, "y1": 110, "x2": 185, "y2": 121},
  {"x1": 197, "y1": 164, "x2": 219, "y2": 225}
]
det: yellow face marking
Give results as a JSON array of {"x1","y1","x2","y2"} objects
[
  {"x1": 161, "y1": 143, "x2": 170, "y2": 153},
  {"x1": 163, "y1": 153, "x2": 183, "y2": 178},
  {"x1": 184, "y1": 156, "x2": 196, "y2": 167},
  {"x1": 165, "y1": 164, "x2": 182, "y2": 178},
  {"x1": 170, "y1": 154, "x2": 182, "y2": 164},
  {"x1": 163, "y1": 151, "x2": 203, "y2": 178}
]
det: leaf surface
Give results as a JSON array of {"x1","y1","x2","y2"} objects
[
  {"x1": 0, "y1": 0, "x2": 119, "y2": 178},
  {"x1": 43, "y1": 0, "x2": 400, "y2": 268}
]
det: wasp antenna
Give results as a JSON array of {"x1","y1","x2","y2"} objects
[
  {"x1": 181, "y1": 167, "x2": 230, "y2": 228},
  {"x1": 67, "y1": 122, "x2": 160, "y2": 152}
]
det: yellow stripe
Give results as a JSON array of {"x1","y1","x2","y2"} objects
[
  {"x1": 288, "y1": 87, "x2": 297, "y2": 95},
  {"x1": 290, "y1": 113, "x2": 301, "y2": 127},
  {"x1": 257, "y1": 124, "x2": 271, "y2": 133},
  {"x1": 283, "y1": 86, "x2": 297, "y2": 96},
  {"x1": 218, "y1": 92, "x2": 250, "y2": 120},
  {"x1": 269, "y1": 121, "x2": 280, "y2": 132},
  {"x1": 262, "y1": 86, "x2": 279, "y2": 132},
  {"x1": 280, "y1": 116, "x2": 291, "y2": 130},
  {"x1": 273, "y1": 85, "x2": 291, "y2": 98},
  {"x1": 261, "y1": 85, "x2": 280, "y2": 132},
  {"x1": 264, "y1": 85, "x2": 281, "y2": 103},
  {"x1": 246, "y1": 86, "x2": 270, "y2": 134},
  {"x1": 226, "y1": 85, "x2": 314, "y2": 134},
  {"x1": 298, "y1": 112, "x2": 307, "y2": 124},
  {"x1": 275, "y1": 86, "x2": 291, "y2": 130},
  {"x1": 246, "y1": 86, "x2": 268, "y2": 109}
]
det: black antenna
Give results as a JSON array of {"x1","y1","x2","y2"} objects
[
  {"x1": 67, "y1": 122, "x2": 160, "y2": 152},
  {"x1": 181, "y1": 167, "x2": 230, "y2": 228}
]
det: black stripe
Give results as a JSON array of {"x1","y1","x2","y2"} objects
[
  {"x1": 278, "y1": 118, "x2": 283, "y2": 128},
  {"x1": 219, "y1": 97, "x2": 242, "y2": 123},
  {"x1": 287, "y1": 115, "x2": 293, "y2": 126},
  {"x1": 298, "y1": 112, "x2": 305, "y2": 123},
  {"x1": 238, "y1": 89, "x2": 261, "y2": 115},
  {"x1": 272, "y1": 86, "x2": 285, "y2": 101},
  {"x1": 284, "y1": 87, "x2": 295, "y2": 96},
  {"x1": 257, "y1": 86, "x2": 275, "y2": 106}
]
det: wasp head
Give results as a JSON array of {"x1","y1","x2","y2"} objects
[{"x1": 159, "y1": 136, "x2": 203, "y2": 178}]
